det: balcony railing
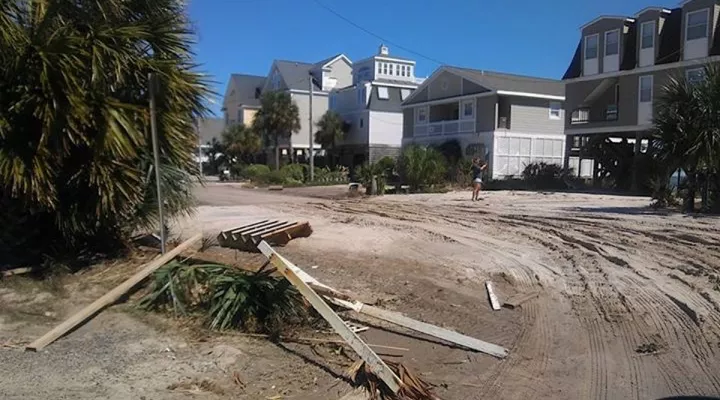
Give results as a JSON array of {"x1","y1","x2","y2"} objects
[{"x1": 414, "y1": 120, "x2": 474, "y2": 137}]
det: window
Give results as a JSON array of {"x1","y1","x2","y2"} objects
[
  {"x1": 400, "y1": 89, "x2": 411, "y2": 101},
  {"x1": 377, "y1": 86, "x2": 389, "y2": 100},
  {"x1": 605, "y1": 30, "x2": 619, "y2": 56},
  {"x1": 549, "y1": 101, "x2": 561, "y2": 119},
  {"x1": 357, "y1": 86, "x2": 367, "y2": 105},
  {"x1": 390, "y1": 64, "x2": 395, "y2": 75},
  {"x1": 400, "y1": 65, "x2": 406, "y2": 76},
  {"x1": 382, "y1": 63, "x2": 388, "y2": 75},
  {"x1": 585, "y1": 34, "x2": 599, "y2": 60},
  {"x1": 416, "y1": 107, "x2": 427, "y2": 124},
  {"x1": 462, "y1": 100, "x2": 474, "y2": 118},
  {"x1": 606, "y1": 104, "x2": 618, "y2": 120},
  {"x1": 639, "y1": 75, "x2": 653, "y2": 103},
  {"x1": 687, "y1": 68, "x2": 705, "y2": 85},
  {"x1": 571, "y1": 108, "x2": 589, "y2": 124},
  {"x1": 359, "y1": 118, "x2": 364, "y2": 128},
  {"x1": 377, "y1": 63, "x2": 382, "y2": 75},
  {"x1": 641, "y1": 21, "x2": 655, "y2": 49},
  {"x1": 615, "y1": 84, "x2": 620, "y2": 104},
  {"x1": 687, "y1": 9, "x2": 709, "y2": 41}
]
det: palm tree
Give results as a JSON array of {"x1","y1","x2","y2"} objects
[
  {"x1": 315, "y1": 111, "x2": 349, "y2": 166},
  {"x1": 0, "y1": 0, "x2": 211, "y2": 259},
  {"x1": 251, "y1": 91, "x2": 301, "y2": 170},
  {"x1": 221, "y1": 124, "x2": 262, "y2": 165},
  {"x1": 652, "y1": 63, "x2": 720, "y2": 212}
]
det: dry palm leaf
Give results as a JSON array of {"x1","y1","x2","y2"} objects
[{"x1": 346, "y1": 360, "x2": 440, "y2": 400}]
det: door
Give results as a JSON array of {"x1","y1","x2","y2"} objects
[{"x1": 638, "y1": 75, "x2": 653, "y2": 125}]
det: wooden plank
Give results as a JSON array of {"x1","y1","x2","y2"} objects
[
  {"x1": 258, "y1": 241, "x2": 401, "y2": 393},
  {"x1": 227, "y1": 219, "x2": 273, "y2": 235},
  {"x1": 503, "y1": 291, "x2": 539, "y2": 310},
  {"x1": 330, "y1": 298, "x2": 508, "y2": 359},
  {"x1": 237, "y1": 220, "x2": 289, "y2": 240},
  {"x1": 1, "y1": 267, "x2": 34, "y2": 277},
  {"x1": 486, "y1": 281, "x2": 501, "y2": 311},
  {"x1": 260, "y1": 222, "x2": 312, "y2": 245},
  {"x1": 26, "y1": 234, "x2": 202, "y2": 352},
  {"x1": 248, "y1": 221, "x2": 296, "y2": 241}
]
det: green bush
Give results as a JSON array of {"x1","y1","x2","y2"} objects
[
  {"x1": 454, "y1": 158, "x2": 473, "y2": 187},
  {"x1": 398, "y1": 145, "x2": 447, "y2": 191},
  {"x1": 521, "y1": 162, "x2": 570, "y2": 190},
  {"x1": 358, "y1": 162, "x2": 388, "y2": 195},
  {"x1": 281, "y1": 164, "x2": 307, "y2": 182},
  {"x1": 266, "y1": 170, "x2": 288, "y2": 185},
  {"x1": 241, "y1": 164, "x2": 271, "y2": 181}
]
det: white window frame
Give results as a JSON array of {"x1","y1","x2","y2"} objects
[
  {"x1": 461, "y1": 99, "x2": 475, "y2": 119},
  {"x1": 686, "y1": 8, "x2": 709, "y2": 41},
  {"x1": 549, "y1": 101, "x2": 562, "y2": 120},
  {"x1": 640, "y1": 21, "x2": 655, "y2": 49},
  {"x1": 377, "y1": 63, "x2": 382, "y2": 75},
  {"x1": 604, "y1": 30, "x2": 620, "y2": 56},
  {"x1": 382, "y1": 63, "x2": 388, "y2": 75},
  {"x1": 585, "y1": 34, "x2": 599, "y2": 60},
  {"x1": 571, "y1": 108, "x2": 589, "y2": 124},
  {"x1": 409, "y1": 66, "x2": 414, "y2": 77},
  {"x1": 686, "y1": 67, "x2": 705, "y2": 85},
  {"x1": 639, "y1": 75, "x2": 653, "y2": 103},
  {"x1": 400, "y1": 88, "x2": 411, "y2": 101},
  {"x1": 377, "y1": 86, "x2": 389, "y2": 100},
  {"x1": 415, "y1": 107, "x2": 427, "y2": 124}
]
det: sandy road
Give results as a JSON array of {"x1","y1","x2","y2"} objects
[{"x1": 184, "y1": 184, "x2": 720, "y2": 399}]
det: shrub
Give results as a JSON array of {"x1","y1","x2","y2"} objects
[
  {"x1": 241, "y1": 164, "x2": 271, "y2": 181},
  {"x1": 521, "y1": 162, "x2": 570, "y2": 190},
  {"x1": 281, "y1": 164, "x2": 307, "y2": 182},
  {"x1": 266, "y1": 170, "x2": 288, "y2": 185},
  {"x1": 398, "y1": 145, "x2": 447, "y2": 190},
  {"x1": 358, "y1": 162, "x2": 388, "y2": 195},
  {"x1": 454, "y1": 158, "x2": 473, "y2": 187}
]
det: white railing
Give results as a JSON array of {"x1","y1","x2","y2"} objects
[{"x1": 414, "y1": 119, "x2": 474, "y2": 137}]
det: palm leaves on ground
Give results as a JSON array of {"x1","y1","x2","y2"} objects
[
  {"x1": 140, "y1": 262, "x2": 307, "y2": 333},
  {"x1": 652, "y1": 63, "x2": 720, "y2": 211},
  {"x1": 251, "y1": 91, "x2": 301, "y2": 169},
  {"x1": 0, "y1": 0, "x2": 211, "y2": 259},
  {"x1": 221, "y1": 124, "x2": 262, "y2": 164}
]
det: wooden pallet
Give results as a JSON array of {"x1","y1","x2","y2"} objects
[{"x1": 217, "y1": 220, "x2": 313, "y2": 252}]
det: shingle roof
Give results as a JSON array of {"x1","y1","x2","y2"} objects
[
  {"x1": 367, "y1": 85, "x2": 410, "y2": 112},
  {"x1": 275, "y1": 60, "x2": 322, "y2": 91},
  {"x1": 373, "y1": 78, "x2": 419, "y2": 87},
  {"x1": 229, "y1": 74, "x2": 266, "y2": 107},
  {"x1": 314, "y1": 53, "x2": 345, "y2": 69},
  {"x1": 445, "y1": 67, "x2": 565, "y2": 97}
]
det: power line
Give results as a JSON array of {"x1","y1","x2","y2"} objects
[{"x1": 310, "y1": 0, "x2": 446, "y2": 66}]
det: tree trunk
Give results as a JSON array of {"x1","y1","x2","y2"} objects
[
  {"x1": 274, "y1": 138, "x2": 280, "y2": 170},
  {"x1": 685, "y1": 172, "x2": 697, "y2": 213}
]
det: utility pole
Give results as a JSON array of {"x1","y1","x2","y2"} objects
[
  {"x1": 308, "y1": 73, "x2": 315, "y2": 182},
  {"x1": 149, "y1": 72, "x2": 166, "y2": 254},
  {"x1": 196, "y1": 119, "x2": 203, "y2": 179}
]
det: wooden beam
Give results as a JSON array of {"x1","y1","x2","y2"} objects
[
  {"x1": 26, "y1": 234, "x2": 202, "y2": 352},
  {"x1": 486, "y1": 281, "x2": 501, "y2": 311},
  {"x1": 503, "y1": 291, "x2": 539, "y2": 309},
  {"x1": 258, "y1": 241, "x2": 401, "y2": 393},
  {"x1": 1, "y1": 267, "x2": 34, "y2": 277}
]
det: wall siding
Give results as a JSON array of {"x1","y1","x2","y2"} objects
[
  {"x1": 509, "y1": 97, "x2": 564, "y2": 135},
  {"x1": 475, "y1": 95, "x2": 498, "y2": 132},
  {"x1": 368, "y1": 111, "x2": 403, "y2": 146},
  {"x1": 427, "y1": 71, "x2": 463, "y2": 101},
  {"x1": 326, "y1": 58, "x2": 353, "y2": 90},
  {"x1": 292, "y1": 92, "x2": 328, "y2": 149}
]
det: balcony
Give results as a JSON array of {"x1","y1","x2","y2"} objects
[{"x1": 413, "y1": 100, "x2": 475, "y2": 137}]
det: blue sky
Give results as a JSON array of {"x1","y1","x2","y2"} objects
[{"x1": 189, "y1": 0, "x2": 678, "y2": 116}]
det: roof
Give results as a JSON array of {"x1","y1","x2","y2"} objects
[
  {"x1": 228, "y1": 74, "x2": 266, "y2": 107},
  {"x1": 580, "y1": 15, "x2": 635, "y2": 30},
  {"x1": 367, "y1": 85, "x2": 410, "y2": 112},
  {"x1": 197, "y1": 118, "x2": 225, "y2": 144},
  {"x1": 373, "y1": 78, "x2": 420, "y2": 87},
  {"x1": 634, "y1": 6, "x2": 672, "y2": 17},
  {"x1": 314, "y1": 53, "x2": 351, "y2": 69},
  {"x1": 444, "y1": 67, "x2": 565, "y2": 97},
  {"x1": 274, "y1": 60, "x2": 322, "y2": 91}
]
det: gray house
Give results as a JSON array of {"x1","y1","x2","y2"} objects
[
  {"x1": 563, "y1": 0, "x2": 720, "y2": 180},
  {"x1": 222, "y1": 54, "x2": 353, "y2": 165},
  {"x1": 330, "y1": 45, "x2": 422, "y2": 166},
  {"x1": 402, "y1": 66, "x2": 566, "y2": 180}
]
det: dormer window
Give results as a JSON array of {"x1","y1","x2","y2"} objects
[
  {"x1": 585, "y1": 34, "x2": 599, "y2": 60},
  {"x1": 687, "y1": 9, "x2": 709, "y2": 41},
  {"x1": 605, "y1": 31, "x2": 619, "y2": 56},
  {"x1": 640, "y1": 21, "x2": 655, "y2": 49}
]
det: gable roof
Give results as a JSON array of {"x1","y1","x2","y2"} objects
[
  {"x1": 445, "y1": 67, "x2": 565, "y2": 97},
  {"x1": 225, "y1": 74, "x2": 266, "y2": 108},
  {"x1": 274, "y1": 60, "x2": 322, "y2": 91},
  {"x1": 314, "y1": 53, "x2": 352, "y2": 69},
  {"x1": 580, "y1": 15, "x2": 635, "y2": 30}
]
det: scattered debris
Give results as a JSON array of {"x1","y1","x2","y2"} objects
[
  {"x1": 502, "y1": 291, "x2": 540, "y2": 310},
  {"x1": 347, "y1": 360, "x2": 439, "y2": 400},
  {"x1": 217, "y1": 220, "x2": 313, "y2": 252},
  {"x1": 346, "y1": 321, "x2": 370, "y2": 334},
  {"x1": 168, "y1": 378, "x2": 225, "y2": 395},
  {"x1": 635, "y1": 342, "x2": 661, "y2": 354},
  {"x1": 258, "y1": 241, "x2": 402, "y2": 394},
  {"x1": 268, "y1": 185, "x2": 284, "y2": 191},
  {"x1": 485, "y1": 281, "x2": 501, "y2": 311},
  {"x1": 25, "y1": 234, "x2": 202, "y2": 352},
  {"x1": 1, "y1": 267, "x2": 34, "y2": 278}
]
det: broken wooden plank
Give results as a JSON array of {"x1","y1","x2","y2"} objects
[
  {"x1": 26, "y1": 234, "x2": 202, "y2": 352},
  {"x1": 258, "y1": 241, "x2": 401, "y2": 393},
  {"x1": 486, "y1": 281, "x2": 501, "y2": 311},
  {"x1": 503, "y1": 291, "x2": 539, "y2": 310},
  {"x1": 1, "y1": 267, "x2": 34, "y2": 277},
  {"x1": 260, "y1": 221, "x2": 313, "y2": 246}
]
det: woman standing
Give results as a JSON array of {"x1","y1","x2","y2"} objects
[{"x1": 471, "y1": 158, "x2": 488, "y2": 201}]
